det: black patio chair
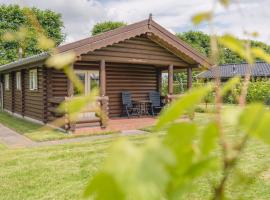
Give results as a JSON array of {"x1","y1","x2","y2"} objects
[
  {"x1": 149, "y1": 91, "x2": 164, "y2": 116},
  {"x1": 121, "y1": 91, "x2": 140, "y2": 117}
]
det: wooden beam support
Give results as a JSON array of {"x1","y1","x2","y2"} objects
[
  {"x1": 67, "y1": 65, "x2": 74, "y2": 97},
  {"x1": 187, "y1": 67, "x2": 192, "y2": 90},
  {"x1": 81, "y1": 54, "x2": 188, "y2": 67},
  {"x1": 100, "y1": 59, "x2": 106, "y2": 96},
  {"x1": 168, "y1": 64, "x2": 173, "y2": 95},
  {"x1": 157, "y1": 68, "x2": 162, "y2": 93}
]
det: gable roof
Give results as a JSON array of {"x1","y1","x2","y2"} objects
[
  {"x1": 0, "y1": 16, "x2": 212, "y2": 72},
  {"x1": 57, "y1": 18, "x2": 212, "y2": 67},
  {"x1": 197, "y1": 62, "x2": 270, "y2": 79}
]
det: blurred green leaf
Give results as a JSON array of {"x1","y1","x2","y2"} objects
[
  {"x1": 192, "y1": 12, "x2": 213, "y2": 25},
  {"x1": 221, "y1": 76, "x2": 240, "y2": 97},
  {"x1": 37, "y1": 34, "x2": 55, "y2": 50},
  {"x1": 239, "y1": 103, "x2": 270, "y2": 145},
  {"x1": 219, "y1": 0, "x2": 230, "y2": 8},
  {"x1": 156, "y1": 84, "x2": 213, "y2": 130},
  {"x1": 200, "y1": 122, "x2": 219, "y2": 156},
  {"x1": 64, "y1": 66, "x2": 84, "y2": 93},
  {"x1": 84, "y1": 172, "x2": 125, "y2": 200},
  {"x1": 85, "y1": 139, "x2": 174, "y2": 200},
  {"x1": 45, "y1": 52, "x2": 76, "y2": 70},
  {"x1": 58, "y1": 88, "x2": 99, "y2": 121},
  {"x1": 251, "y1": 47, "x2": 270, "y2": 63},
  {"x1": 218, "y1": 34, "x2": 254, "y2": 64}
]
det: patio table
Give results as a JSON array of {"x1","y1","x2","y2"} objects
[{"x1": 133, "y1": 100, "x2": 151, "y2": 116}]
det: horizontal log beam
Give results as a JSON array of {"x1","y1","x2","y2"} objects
[{"x1": 81, "y1": 55, "x2": 188, "y2": 67}]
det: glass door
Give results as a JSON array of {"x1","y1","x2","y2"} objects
[
  {"x1": 75, "y1": 70, "x2": 99, "y2": 95},
  {"x1": 74, "y1": 70, "x2": 100, "y2": 119}
]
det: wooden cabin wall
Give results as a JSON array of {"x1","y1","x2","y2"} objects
[
  {"x1": 106, "y1": 63, "x2": 158, "y2": 117},
  {"x1": 46, "y1": 68, "x2": 69, "y2": 123},
  {"x1": 49, "y1": 68, "x2": 69, "y2": 97},
  {"x1": 14, "y1": 71, "x2": 23, "y2": 115},
  {"x1": 23, "y1": 66, "x2": 45, "y2": 121},
  {"x1": 3, "y1": 73, "x2": 12, "y2": 111},
  {"x1": 1, "y1": 64, "x2": 48, "y2": 123}
]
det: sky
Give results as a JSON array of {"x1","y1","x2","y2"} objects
[{"x1": 1, "y1": 0, "x2": 270, "y2": 44}]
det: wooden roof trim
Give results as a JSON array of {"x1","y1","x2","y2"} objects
[
  {"x1": 69, "y1": 26, "x2": 150, "y2": 55},
  {"x1": 56, "y1": 18, "x2": 212, "y2": 67},
  {"x1": 150, "y1": 20, "x2": 212, "y2": 67},
  {"x1": 57, "y1": 19, "x2": 149, "y2": 53}
]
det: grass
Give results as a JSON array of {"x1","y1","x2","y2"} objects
[
  {"x1": 0, "y1": 112, "x2": 270, "y2": 199},
  {"x1": 0, "y1": 133, "x2": 153, "y2": 200},
  {"x1": 0, "y1": 111, "x2": 115, "y2": 142}
]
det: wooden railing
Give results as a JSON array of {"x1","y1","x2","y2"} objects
[{"x1": 48, "y1": 96, "x2": 109, "y2": 132}]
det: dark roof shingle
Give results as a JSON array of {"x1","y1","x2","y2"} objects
[{"x1": 197, "y1": 62, "x2": 270, "y2": 79}]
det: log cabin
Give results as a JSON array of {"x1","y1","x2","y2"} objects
[{"x1": 0, "y1": 16, "x2": 212, "y2": 131}]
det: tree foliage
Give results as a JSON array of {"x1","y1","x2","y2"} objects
[
  {"x1": 91, "y1": 21, "x2": 127, "y2": 36},
  {"x1": 0, "y1": 4, "x2": 65, "y2": 65},
  {"x1": 177, "y1": 31, "x2": 270, "y2": 64}
]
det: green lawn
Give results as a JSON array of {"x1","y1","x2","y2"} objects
[
  {"x1": 0, "y1": 112, "x2": 270, "y2": 199},
  {"x1": 0, "y1": 111, "x2": 114, "y2": 141}
]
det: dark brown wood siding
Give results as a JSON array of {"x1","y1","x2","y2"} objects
[
  {"x1": 46, "y1": 68, "x2": 69, "y2": 122},
  {"x1": 3, "y1": 73, "x2": 12, "y2": 111},
  {"x1": 14, "y1": 71, "x2": 23, "y2": 115},
  {"x1": 81, "y1": 35, "x2": 188, "y2": 67},
  {"x1": 106, "y1": 63, "x2": 158, "y2": 117},
  {"x1": 23, "y1": 66, "x2": 45, "y2": 121},
  {"x1": 50, "y1": 68, "x2": 68, "y2": 97}
]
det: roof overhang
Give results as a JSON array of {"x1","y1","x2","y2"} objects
[
  {"x1": 0, "y1": 52, "x2": 49, "y2": 72},
  {"x1": 0, "y1": 17, "x2": 213, "y2": 72}
]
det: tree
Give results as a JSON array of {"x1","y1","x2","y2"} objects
[
  {"x1": 91, "y1": 21, "x2": 127, "y2": 36},
  {"x1": 177, "y1": 31, "x2": 270, "y2": 64},
  {"x1": 0, "y1": 4, "x2": 65, "y2": 65}
]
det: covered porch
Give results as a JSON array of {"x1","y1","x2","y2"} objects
[
  {"x1": 51, "y1": 17, "x2": 211, "y2": 132},
  {"x1": 64, "y1": 58, "x2": 194, "y2": 131}
]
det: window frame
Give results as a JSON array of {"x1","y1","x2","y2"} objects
[
  {"x1": 29, "y1": 69, "x2": 38, "y2": 91},
  {"x1": 16, "y1": 71, "x2": 21, "y2": 91},
  {"x1": 4, "y1": 74, "x2": 10, "y2": 91}
]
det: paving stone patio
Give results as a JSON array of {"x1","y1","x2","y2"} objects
[
  {"x1": 74, "y1": 117, "x2": 156, "y2": 134},
  {"x1": 0, "y1": 123, "x2": 34, "y2": 148}
]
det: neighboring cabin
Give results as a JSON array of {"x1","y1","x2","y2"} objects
[
  {"x1": 0, "y1": 16, "x2": 211, "y2": 131},
  {"x1": 197, "y1": 62, "x2": 270, "y2": 81}
]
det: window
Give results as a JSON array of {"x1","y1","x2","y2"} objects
[
  {"x1": 29, "y1": 69, "x2": 38, "y2": 91},
  {"x1": 4, "y1": 74, "x2": 9, "y2": 91},
  {"x1": 16, "y1": 71, "x2": 21, "y2": 90}
]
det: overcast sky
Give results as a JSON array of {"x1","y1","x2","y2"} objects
[{"x1": 1, "y1": 0, "x2": 270, "y2": 44}]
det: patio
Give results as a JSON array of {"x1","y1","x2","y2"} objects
[{"x1": 74, "y1": 117, "x2": 157, "y2": 134}]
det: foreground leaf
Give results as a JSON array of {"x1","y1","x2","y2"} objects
[
  {"x1": 46, "y1": 52, "x2": 76, "y2": 69},
  {"x1": 156, "y1": 84, "x2": 213, "y2": 130},
  {"x1": 221, "y1": 76, "x2": 240, "y2": 97},
  {"x1": 85, "y1": 139, "x2": 174, "y2": 200},
  {"x1": 218, "y1": 34, "x2": 253, "y2": 63},
  {"x1": 84, "y1": 172, "x2": 125, "y2": 200},
  {"x1": 239, "y1": 103, "x2": 270, "y2": 145},
  {"x1": 252, "y1": 47, "x2": 270, "y2": 63},
  {"x1": 192, "y1": 12, "x2": 213, "y2": 25},
  {"x1": 200, "y1": 122, "x2": 219, "y2": 156}
]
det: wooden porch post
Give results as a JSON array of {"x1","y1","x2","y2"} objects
[
  {"x1": 100, "y1": 59, "x2": 106, "y2": 96},
  {"x1": 157, "y1": 68, "x2": 162, "y2": 93},
  {"x1": 66, "y1": 65, "x2": 75, "y2": 132},
  {"x1": 67, "y1": 65, "x2": 74, "y2": 97},
  {"x1": 187, "y1": 67, "x2": 192, "y2": 90},
  {"x1": 99, "y1": 59, "x2": 108, "y2": 128},
  {"x1": 168, "y1": 64, "x2": 173, "y2": 95}
]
